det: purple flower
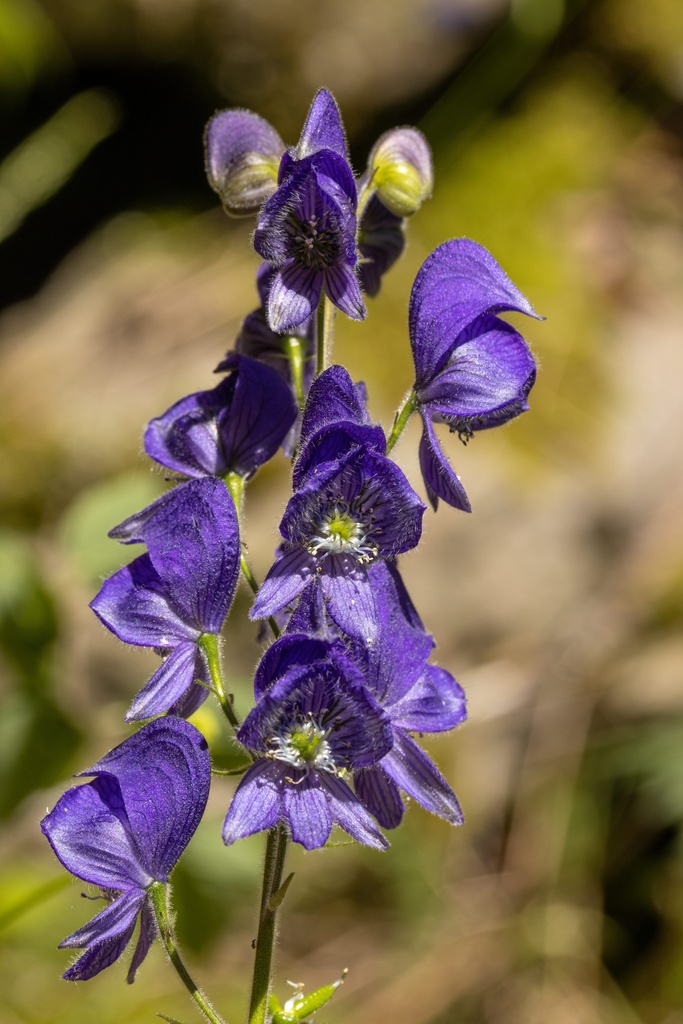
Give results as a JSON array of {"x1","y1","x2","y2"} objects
[
  {"x1": 249, "y1": 382, "x2": 425, "y2": 642},
  {"x1": 347, "y1": 563, "x2": 466, "y2": 828},
  {"x1": 90, "y1": 478, "x2": 240, "y2": 720},
  {"x1": 222, "y1": 637, "x2": 391, "y2": 850},
  {"x1": 410, "y1": 239, "x2": 540, "y2": 510},
  {"x1": 41, "y1": 717, "x2": 210, "y2": 982},
  {"x1": 254, "y1": 91, "x2": 364, "y2": 332},
  {"x1": 144, "y1": 354, "x2": 297, "y2": 481},
  {"x1": 254, "y1": 149, "x2": 365, "y2": 332}
]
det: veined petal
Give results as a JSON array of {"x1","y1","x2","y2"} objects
[
  {"x1": 249, "y1": 546, "x2": 315, "y2": 621},
  {"x1": 125, "y1": 641, "x2": 205, "y2": 722},
  {"x1": 219, "y1": 355, "x2": 298, "y2": 475},
  {"x1": 253, "y1": 634, "x2": 331, "y2": 699},
  {"x1": 62, "y1": 920, "x2": 138, "y2": 982},
  {"x1": 390, "y1": 666, "x2": 467, "y2": 733},
  {"x1": 418, "y1": 315, "x2": 536, "y2": 423},
  {"x1": 322, "y1": 566, "x2": 377, "y2": 644},
  {"x1": 322, "y1": 773, "x2": 389, "y2": 849},
  {"x1": 323, "y1": 263, "x2": 366, "y2": 322},
  {"x1": 59, "y1": 887, "x2": 146, "y2": 949},
  {"x1": 354, "y1": 765, "x2": 404, "y2": 830},
  {"x1": 296, "y1": 89, "x2": 348, "y2": 160},
  {"x1": 418, "y1": 414, "x2": 471, "y2": 513},
  {"x1": 41, "y1": 777, "x2": 151, "y2": 891},
  {"x1": 382, "y1": 731, "x2": 463, "y2": 825},
  {"x1": 144, "y1": 384, "x2": 230, "y2": 478},
  {"x1": 267, "y1": 263, "x2": 322, "y2": 333},
  {"x1": 84, "y1": 718, "x2": 211, "y2": 881},
  {"x1": 126, "y1": 898, "x2": 157, "y2": 984},
  {"x1": 90, "y1": 554, "x2": 198, "y2": 648},
  {"x1": 283, "y1": 772, "x2": 332, "y2": 850},
  {"x1": 409, "y1": 239, "x2": 540, "y2": 387},
  {"x1": 222, "y1": 760, "x2": 284, "y2": 845}
]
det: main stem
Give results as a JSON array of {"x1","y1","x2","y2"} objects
[
  {"x1": 315, "y1": 296, "x2": 335, "y2": 377},
  {"x1": 248, "y1": 825, "x2": 289, "y2": 1024},
  {"x1": 150, "y1": 882, "x2": 227, "y2": 1024}
]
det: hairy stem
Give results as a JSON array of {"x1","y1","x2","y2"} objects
[
  {"x1": 284, "y1": 335, "x2": 306, "y2": 408},
  {"x1": 150, "y1": 882, "x2": 227, "y2": 1024},
  {"x1": 224, "y1": 473, "x2": 280, "y2": 639},
  {"x1": 199, "y1": 633, "x2": 240, "y2": 730},
  {"x1": 248, "y1": 825, "x2": 289, "y2": 1024},
  {"x1": 315, "y1": 296, "x2": 336, "y2": 377},
  {"x1": 386, "y1": 390, "x2": 418, "y2": 454}
]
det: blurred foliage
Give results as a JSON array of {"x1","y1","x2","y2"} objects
[{"x1": 1, "y1": 0, "x2": 683, "y2": 1023}]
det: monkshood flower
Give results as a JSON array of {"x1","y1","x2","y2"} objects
[
  {"x1": 347, "y1": 562, "x2": 466, "y2": 828},
  {"x1": 409, "y1": 238, "x2": 539, "y2": 511},
  {"x1": 222, "y1": 636, "x2": 391, "y2": 850},
  {"x1": 254, "y1": 92, "x2": 364, "y2": 332},
  {"x1": 250, "y1": 370, "x2": 425, "y2": 642},
  {"x1": 91, "y1": 478, "x2": 239, "y2": 720},
  {"x1": 41, "y1": 717, "x2": 210, "y2": 982},
  {"x1": 144, "y1": 353, "x2": 297, "y2": 481}
]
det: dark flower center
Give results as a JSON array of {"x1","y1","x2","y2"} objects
[{"x1": 286, "y1": 211, "x2": 340, "y2": 270}]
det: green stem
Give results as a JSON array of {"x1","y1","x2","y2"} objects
[
  {"x1": 386, "y1": 390, "x2": 418, "y2": 454},
  {"x1": 315, "y1": 296, "x2": 336, "y2": 378},
  {"x1": 283, "y1": 336, "x2": 305, "y2": 408},
  {"x1": 199, "y1": 633, "x2": 240, "y2": 730},
  {"x1": 356, "y1": 174, "x2": 376, "y2": 224},
  {"x1": 223, "y1": 473, "x2": 280, "y2": 639},
  {"x1": 248, "y1": 825, "x2": 289, "y2": 1024},
  {"x1": 150, "y1": 882, "x2": 227, "y2": 1024}
]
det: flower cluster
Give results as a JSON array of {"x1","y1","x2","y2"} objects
[{"x1": 43, "y1": 85, "x2": 538, "y2": 1002}]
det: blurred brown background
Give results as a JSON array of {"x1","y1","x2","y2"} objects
[{"x1": 2, "y1": 0, "x2": 683, "y2": 1022}]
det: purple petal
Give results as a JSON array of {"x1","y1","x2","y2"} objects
[
  {"x1": 418, "y1": 414, "x2": 471, "y2": 513},
  {"x1": 110, "y1": 479, "x2": 240, "y2": 634},
  {"x1": 218, "y1": 355, "x2": 298, "y2": 475},
  {"x1": 126, "y1": 898, "x2": 156, "y2": 984},
  {"x1": 59, "y1": 887, "x2": 146, "y2": 949},
  {"x1": 389, "y1": 666, "x2": 467, "y2": 733},
  {"x1": 249, "y1": 546, "x2": 316, "y2": 621},
  {"x1": 267, "y1": 262, "x2": 322, "y2": 333},
  {"x1": 322, "y1": 567, "x2": 378, "y2": 644},
  {"x1": 296, "y1": 89, "x2": 348, "y2": 160},
  {"x1": 253, "y1": 634, "x2": 331, "y2": 699},
  {"x1": 222, "y1": 760, "x2": 284, "y2": 845},
  {"x1": 90, "y1": 554, "x2": 198, "y2": 648},
  {"x1": 283, "y1": 771, "x2": 332, "y2": 850},
  {"x1": 204, "y1": 109, "x2": 285, "y2": 214},
  {"x1": 144, "y1": 383, "x2": 232, "y2": 478},
  {"x1": 299, "y1": 365, "x2": 370, "y2": 446},
  {"x1": 321, "y1": 773, "x2": 389, "y2": 849},
  {"x1": 125, "y1": 642, "x2": 205, "y2": 722},
  {"x1": 62, "y1": 921, "x2": 138, "y2": 982},
  {"x1": 323, "y1": 263, "x2": 366, "y2": 322},
  {"x1": 84, "y1": 718, "x2": 211, "y2": 880},
  {"x1": 418, "y1": 315, "x2": 536, "y2": 424},
  {"x1": 41, "y1": 777, "x2": 151, "y2": 890},
  {"x1": 409, "y1": 239, "x2": 540, "y2": 387},
  {"x1": 382, "y1": 731, "x2": 463, "y2": 825},
  {"x1": 358, "y1": 193, "x2": 405, "y2": 297},
  {"x1": 349, "y1": 560, "x2": 433, "y2": 703},
  {"x1": 354, "y1": 765, "x2": 405, "y2": 829}
]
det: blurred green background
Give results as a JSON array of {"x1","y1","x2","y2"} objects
[{"x1": 2, "y1": 0, "x2": 683, "y2": 1022}]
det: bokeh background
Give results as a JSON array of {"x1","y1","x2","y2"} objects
[{"x1": 2, "y1": 0, "x2": 683, "y2": 1022}]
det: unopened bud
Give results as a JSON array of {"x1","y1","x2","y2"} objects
[
  {"x1": 368, "y1": 127, "x2": 433, "y2": 217},
  {"x1": 204, "y1": 109, "x2": 285, "y2": 216}
]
